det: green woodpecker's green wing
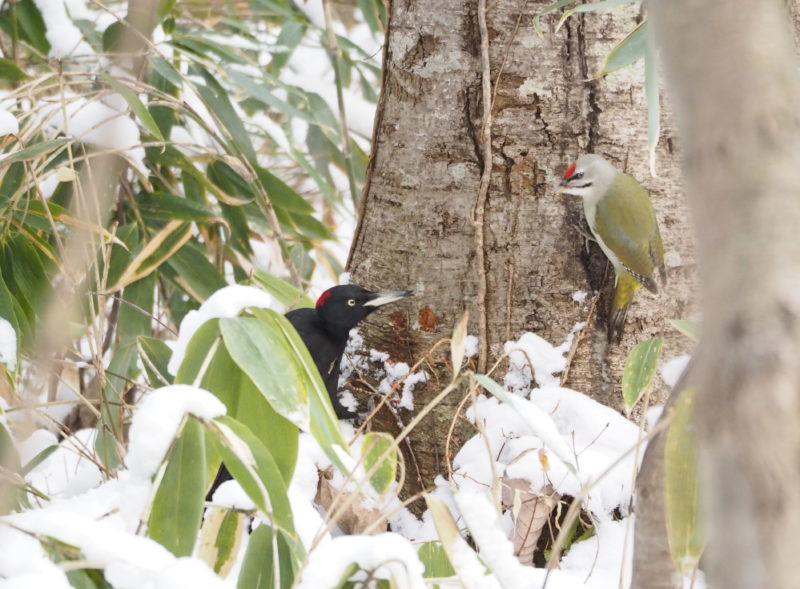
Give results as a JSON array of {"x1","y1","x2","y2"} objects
[{"x1": 594, "y1": 173, "x2": 664, "y2": 292}]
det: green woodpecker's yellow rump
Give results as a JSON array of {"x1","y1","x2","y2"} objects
[{"x1": 556, "y1": 154, "x2": 666, "y2": 342}]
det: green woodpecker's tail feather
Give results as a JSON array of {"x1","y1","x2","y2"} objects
[{"x1": 609, "y1": 272, "x2": 642, "y2": 342}]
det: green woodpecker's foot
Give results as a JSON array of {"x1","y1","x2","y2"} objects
[{"x1": 573, "y1": 222, "x2": 596, "y2": 252}]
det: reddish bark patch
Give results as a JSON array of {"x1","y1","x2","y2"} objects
[{"x1": 418, "y1": 306, "x2": 441, "y2": 331}]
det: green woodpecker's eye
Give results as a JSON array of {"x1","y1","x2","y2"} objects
[
  {"x1": 347, "y1": 299, "x2": 356, "y2": 306},
  {"x1": 572, "y1": 172, "x2": 584, "y2": 180}
]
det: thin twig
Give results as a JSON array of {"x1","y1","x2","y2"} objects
[{"x1": 472, "y1": 0, "x2": 494, "y2": 374}]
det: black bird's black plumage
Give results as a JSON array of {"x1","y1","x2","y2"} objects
[
  {"x1": 207, "y1": 284, "x2": 412, "y2": 501},
  {"x1": 286, "y1": 284, "x2": 412, "y2": 418}
]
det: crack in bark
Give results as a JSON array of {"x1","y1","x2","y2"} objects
[{"x1": 576, "y1": 14, "x2": 602, "y2": 153}]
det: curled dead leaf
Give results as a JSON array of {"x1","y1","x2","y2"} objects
[{"x1": 501, "y1": 478, "x2": 560, "y2": 565}]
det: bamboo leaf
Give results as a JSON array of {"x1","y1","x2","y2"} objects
[
  {"x1": 621, "y1": 337, "x2": 663, "y2": 411},
  {"x1": 665, "y1": 387, "x2": 703, "y2": 571},
  {"x1": 220, "y1": 315, "x2": 311, "y2": 429},
  {"x1": 99, "y1": 73, "x2": 165, "y2": 141},
  {"x1": 595, "y1": 20, "x2": 648, "y2": 77},
  {"x1": 0, "y1": 138, "x2": 71, "y2": 167},
  {"x1": 148, "y1": 417, "x2": 207, "y2": 556},
  {"x1": 450, "y1": 311, "x2": 469, "y2": 380},
  {"x1": 106, "y1": 221, "x2": 192, "y2": 292},
  {"x1": 205, "y1": 416, "x2": 298, "y2": 544},
  {"x1": 670, "y1": 319, "x2": 700, "y2": 342},
  {"x1": 361, "y1": 432, "x2": 396, "y2": 496}
]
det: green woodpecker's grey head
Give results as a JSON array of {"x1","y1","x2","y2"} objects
[{"x1": 555, "y1": 154, "x2": 617, "y2": 200}]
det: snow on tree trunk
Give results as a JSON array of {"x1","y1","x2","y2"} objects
[
  {"x1": 347, "y1": 0, "x2": 696, "y2": 498},
  {"x1": 649, "y1": 1, "x2": 800, "y2": 588}
]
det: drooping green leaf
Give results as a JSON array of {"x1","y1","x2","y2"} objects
[
  {"x1": 252, "y1": 271, "x2": 313, "y2": 310},
  {"x1": 205, "y1": 416, "x2": 298, "y2": 544},
  {"x1": 138, "y1": 336, "x2": 174, "y2": 388},
  {"x1": 1, "y1": 138, "x2": 72, "y2": 167},
  {"x1": 0, "y1": 58, "x2": 29, "y2": 82},
  {"x1": 256, "y1": 167, "x2": 314, "y2": 214},
  {"x1": 268, "y1": 20, "x2": 306, "y2": 74},
  {"x1": 192, "y1": 65, "x2": 257, "y2": 163},
  {"x1": 645, "y1": 28, "x2": 660, "y2": 175},
  {"x1": 220, "y1": 315, "x2": 310, "y2": 428},
  {"x1": 418, "y1": 542, "x2": 456, "y2": 579},
  {"x1": 148, "y1": 417, "x2": 207, "y2": 556},
  {"x1": 665, "y1": 387, "x2": 703, "y2": 571},
  {"x1": 256, "y1": 309, "x2": 351, "y2": 476},
  {"x1": 621, "y1": 337, "x2": 663, "y2": 411},
  {"x1": 198, "y1": 507, "x2": 248, "y2": 576},
  {"x1": 99, "y1": 73, "x2": 165, "y2": 141},
  {"x1": 166, "y1": 243, "x2": 227, "y2": 302},
  {"x1": 596, "y1": 20, "x2": 648, "y2": 77},
  {"x1": 670, "y1": 319, "x2": 700, "y2": 342},
  {"x1": 557, "y1": 0, "x2": 637, "y2": 28},
  {"x1": 361, "y1": 432, "x2": 396, "y2": 496},
  {"x1": 237, "y1": 524, "x2": 295, "y2": 589},
  {"x1": 9, "y1": 0, "x2": 50, "y2": 54}
]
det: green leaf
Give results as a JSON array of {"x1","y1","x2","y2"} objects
[
  {"x1": 557, "y1": 0, "x2": 637, "y2": 28},
  {"x1": 596, "y1": 20, "x2": 648, "y2": 77},
  {"x1": 1, "y1": 138, "x2": 71, "y2": 167},
  {"x1": 192, "y1": 65, "x2": 257, "y2": 163},
  {"x1": 645, "y1": 28, "x2": 660, "y2": 176},
  {"x1": 175, "y1": 318, "x2": 223, "y2": 385},
  {"x1": 138, "y1": 336, "x2": 174, "y2": 388},
  {"x1": 148, "y1": 56, "x2": 183, "y2": 89},
  {"x1": 205, "y1": 415, "x2": 297, "y2": 542},
  {"x1": 183, "y1": 332, "x2": 299, "y2": 485},
  {"x1": 100, "y1": 73, "x2": 165, "y2": 141},
  {"x1": 418, "y1": 542, "x2": 456, "y2": 579},
  {"x1": 220, "y1": 315, "x2": 310, "y2": 428},
  {"x1": 198, "y1": 507, "x2": 247, "y2": 576},
  {"x1": 237, "y1": 524, "x2": 295, "y2": 589},
  {"x1": 258, "y1": 310, "x2": 351, "y2": 476},
  {"x1": 670, "y1": 319, "x2": 700, "y2": 342},
  {"x1": 256, "y1": 167, "x2": 314, "y2": 214},
  {"x1": 287, "y1": 211, "x2": 334, "y2": 240},
  {"x1": 12, "y1": 0, "x2": 50, "y2": 55},
  {"x1": 166, "y1": 243, "x2": 227, "y2": 302},
  {"x1": 0, "y1": 58, "x2": 28, "y2": 82},
  {"x1": 533, "y1": 0, "x2": 579, "y2": 33},
  {"x1": 665, "y1": 387, "x2": 703, "y2": 571},
  {"x1": 621, "y1": 337, "x2": 663, "y2": 411},
  {"x1": 252, "y1": 270, "x2": 313, "y2": 310},
  {"x1": 268, "y1": 20, "x2": 306, "y2": 74},
  {"x1": 361, "y1": 432, "x2": 396, "y2": 496},
  {"x1": 137, "y1": 192, "x2": 217, "y2": 223},
  {"x1": 148, "y1": 417, "x2": 207, "y2": 556},
  {"x1": 20, "y1": 444, "x2": 57, "y2": 476}
]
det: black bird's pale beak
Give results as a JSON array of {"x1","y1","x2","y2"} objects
[
  {"x1": 554, "y1": 179, "x2": 567, "y2": 194},
  {"x1": 364, "y1": 290, "x2": 414, "y2": 308}
]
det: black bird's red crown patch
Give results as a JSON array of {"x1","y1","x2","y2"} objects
[{"x1": 563, "y1": 162, "x2": 576, "y2": 179}]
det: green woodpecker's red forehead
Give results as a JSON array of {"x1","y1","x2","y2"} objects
[{"x1": 563, "y1": 162, "x2": 576, "y2": 179}]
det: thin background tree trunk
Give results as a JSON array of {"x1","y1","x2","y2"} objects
[
  {"x1": 347, "y1": 0, "x2": 696, "y2": 498},
  {"x1": 648, "y1": 0, "x2": 800, "y2": 587}
]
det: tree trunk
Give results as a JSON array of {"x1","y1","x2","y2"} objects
[
  {"x1": 347, "y1": 0, "x2": 695, "y2": 499},
  {"x1": 647, "y1": 1, "x2": 800, "y2": 588}
]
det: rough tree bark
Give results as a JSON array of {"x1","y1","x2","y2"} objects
[
  {"x1": 347, "y1": 0, "x2": 696, "y2": 498},
  {"x1": 646, "y1": 1, "x2": 800, "y2": 588}
]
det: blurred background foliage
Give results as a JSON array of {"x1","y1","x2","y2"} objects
[{"x1": 0, "y1": 0, "x2": 385, "y2": 452}]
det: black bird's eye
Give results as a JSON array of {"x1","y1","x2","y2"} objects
[
  {"x1": 347, "y1": 299, "x2": 356, "y2": 306},
  {"x1": 572, "y1": 172, "x2": 584, "y2": 180}
]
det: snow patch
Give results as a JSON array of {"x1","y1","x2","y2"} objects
[
  {"x1": 167, "y1": 285, "x2": 274, "y2": 375},
  {"x1": 127, "y1": 385, "x2": 226, "y2": 480}
]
